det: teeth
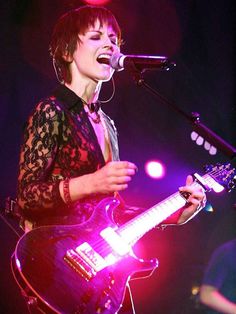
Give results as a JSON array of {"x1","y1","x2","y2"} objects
[
  {"x1": 97, "y1": 54, "x2": 111, "y2": 60},
  {"x1": 97, "y1": 54, "x2": 111, "y2": 65}
]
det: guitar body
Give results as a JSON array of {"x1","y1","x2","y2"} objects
[
  {"x1": 11, "y1": 198, "x2": 158, "y2": 314},
  {"x1": 12, "y1": 164, "x2": 235, "y2": 313}
]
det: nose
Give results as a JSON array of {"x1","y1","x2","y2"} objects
[{"x1": 103, "y1": 36, "x2": 115, "y2": 50}]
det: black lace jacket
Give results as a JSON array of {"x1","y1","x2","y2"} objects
[{"x1": 17, "y1": 84, "x2": 120, "y2": 227}]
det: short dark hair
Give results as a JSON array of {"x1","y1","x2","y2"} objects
[{"x1": 49, "y1": 5, "x2": 122, "y2": 84}]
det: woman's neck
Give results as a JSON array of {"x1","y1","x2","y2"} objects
[{"x1": 65, "y1": 75, "x2": 102, "y2": 105}]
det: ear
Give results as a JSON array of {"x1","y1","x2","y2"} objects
[{"x1": 62, "y1": 51, "x2": 73, "y2": 63}]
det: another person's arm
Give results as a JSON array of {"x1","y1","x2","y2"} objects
[
  {"x1": 200, "y1": 285, "x2": 236, "y2": 314},
  {"x1": 200, "y1": 241, "x2": 236, "y2": 314}
]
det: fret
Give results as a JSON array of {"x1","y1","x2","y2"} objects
[
  {"x1": 118, "y1": 191, "x2": 186, "y2": 246},
  {"x1": 118, "y1": 176, "x2": 208, "y2": 246},
  {"x1": 116, "y1": 166, "x2": 233, "y2": 246}
]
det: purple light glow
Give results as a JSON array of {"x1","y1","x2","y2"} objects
[
  {"x1": 82, "y1": 0, "x2": 111, "y2": 5},
  {"x1": 145, "y1": 160, "x2": 166, "y2": 179}
]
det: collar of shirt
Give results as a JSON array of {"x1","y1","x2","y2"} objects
[{"x1": 53, "y1": 84, "x2": 84, "y2": 114}]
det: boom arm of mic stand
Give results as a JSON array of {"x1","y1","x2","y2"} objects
[
  {"x1": 191, "y1": 112, "x2": 236, "y2": 159},
  {"x1": 131, "y1": 70, "x2": 236, "y2": 160}
]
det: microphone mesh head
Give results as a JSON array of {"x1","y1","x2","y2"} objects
[{"x1": 110, "y1": 53, "x2": 124, "y2": 71}]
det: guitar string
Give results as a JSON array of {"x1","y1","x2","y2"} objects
[
  {"x1": 91, "y1": 180, "x2": 199, "y2": 256},
  {"x1": 89, "y1": 168, "x2": 226, "y2": 255},
  {"x1": 74, "y1": 166, "x2": 232, "y2": 259}
]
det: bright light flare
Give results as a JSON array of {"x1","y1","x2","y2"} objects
[
  {"x1": 191, "y1": 285, "x2": 200, "y2": 295},
  {"x1": 145, "y1": 160, "x2": 165, "y2": 179},
  {"x1": 83, "y1": 0, "x2": 111, "y2": 5},
  {"x1": 100, "y1": 227, "x2": 130, "y2": 256},
  {"x1": 16, "y1": 258, "x2": 22, "y2": 270}
]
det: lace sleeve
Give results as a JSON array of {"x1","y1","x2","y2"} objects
[{"x1": 17, "y1": 98, "x2": 64, "y2": 215}]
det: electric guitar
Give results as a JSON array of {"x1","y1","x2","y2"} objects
[{"x1": 11, "y1": 163, "x2": 236, "y2": 314}]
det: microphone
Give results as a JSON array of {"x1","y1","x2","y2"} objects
[{"x1": 109, "y1": 53, "x2": 173, "y2": 72}]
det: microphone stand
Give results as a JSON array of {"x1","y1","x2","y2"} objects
[{"x1": 130, "y1": 68, "x2": 236, "y2": 160}]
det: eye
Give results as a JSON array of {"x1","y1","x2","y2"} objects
[
  {"x1": 110, "y1": 37, "x2": 118, "y2": 45},
  {"x1": 90, "y1": 35, "x2": 101, "y2": 41}
]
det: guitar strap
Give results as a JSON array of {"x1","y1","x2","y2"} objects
[{"x1": 0, "y1": 198, "x2": 23, "y2": 239}]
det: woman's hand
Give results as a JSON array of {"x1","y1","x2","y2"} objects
[
  {"x1": 177, "y1": 175, "x2": 207, "y2": 224},
  {"x1": 91, "y1": 161, "x2": 138, "y2": 194},
  {"x1": 61, "y1": 161, "x2": 138, "y2": 203}
]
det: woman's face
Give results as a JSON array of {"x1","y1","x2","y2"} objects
[{"x1": 71, "y1": 19, "x2": 120, "y2": 83}]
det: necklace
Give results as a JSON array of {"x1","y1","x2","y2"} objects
[
  {"x1": 83, "y1": 101, "x2": 111, "y2": 161},
  {"x1": 82, "y1": 100, "x2": 101, "y2": 124}
]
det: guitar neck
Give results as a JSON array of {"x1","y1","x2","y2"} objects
[
  {"x1": 118, "y1": 191, "x2": 185, "y2": 246},
  {"x1": 118, "y1": 174, "x2": 214, "y2": 246}
]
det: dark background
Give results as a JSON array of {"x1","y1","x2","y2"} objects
[{"x1": 0, "y1": 0, "x2": 235, "y2": 313}]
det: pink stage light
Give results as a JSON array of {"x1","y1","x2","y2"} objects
[
  {"x1": 145, "y1": 160, "x2": 165, "y2": 179},
  {"x1": 82, "y1": 0, "x2": 111, "y2": 5}
]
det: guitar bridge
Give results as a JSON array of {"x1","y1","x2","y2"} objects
[{"x1": 64, "y1": 242, "x2": 107, "y2": 281}]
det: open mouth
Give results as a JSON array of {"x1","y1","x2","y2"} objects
[{"x1": 97, "y1": 54, "x2": 111, "y2": 66}]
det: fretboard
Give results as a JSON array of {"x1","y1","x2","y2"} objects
[{"x1": 118, "y1": 173, "x2": 216, "y2": 246}]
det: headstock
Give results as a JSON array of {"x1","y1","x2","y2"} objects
[{"x1": 204, "y1": 162, "x2": 236, "y2": 192}]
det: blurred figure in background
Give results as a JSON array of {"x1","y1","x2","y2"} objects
[{"x1": 200, "y1": 238, "x2": 236, "y2": 314}]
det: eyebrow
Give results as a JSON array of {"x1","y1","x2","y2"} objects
[{"x1": 87, "y1": 30, "x2": 117, "y2": 38}]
